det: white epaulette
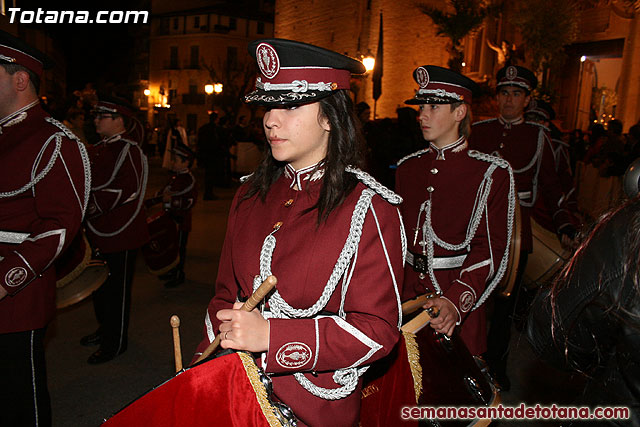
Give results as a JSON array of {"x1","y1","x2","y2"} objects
[
  {"x1": 396, "y1": 148, "x2": 430, "y2": 167},
  {"x1": 345, "y1": 166, "x2": 402, "y2": 205},
  {"x1": 45, "y1": 117, "x2": 83, "y2": 143},
  {"x1": 468, "y1": 150, "x2": 511, "y2": 170},
  {"x1": 240, "y1": 173, "x2": 253, "y2": 183},
  {"x1": 471, "y1": 117, "x2": 498, "y2": 126}
]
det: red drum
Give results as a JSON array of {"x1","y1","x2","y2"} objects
[
  {"x1": 55, "y1": 231, "x2": 108, "y2": 309},
  {"x1": 142, "y1": 211, "x2": 179, "y2": 275},
  {"x1": 102, "y1": 351, "x2": 296, "y2": 427},
  {"x1": 361, "y1": 295, "x2": 499, "y2": 427}
]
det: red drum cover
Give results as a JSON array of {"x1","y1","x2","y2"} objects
[
  {"x1": 361, "y1": 328, "x2": 498, "y2": 426},
  {"x1": 360, "y1": 334, "x2": 418, "y2": 427},
  {"x1": 103, "y1": 352, "x2": 288, "y2": 427},
  {"x1": 142, "y1": 211, "x2": 179, "y2": 275}
]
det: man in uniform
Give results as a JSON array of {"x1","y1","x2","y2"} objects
[
  {"x1": 82, "y1": 96, "x2": 149, "y2": 364},
  {"x1": 469, "y1": 65, "x2": 576, "y2": 389},
  {"x1": 526, "y1": 99, "x2": 579, "y2": 230},
  {"x1": 396, "y1": 65, "x2": 516, "y2": 356},
  {"x1": 0, "y1": 30, "x2": 91, "y2": 425}
]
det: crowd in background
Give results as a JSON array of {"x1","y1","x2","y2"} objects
[{"x1": 42, "y1": 85, "x2": 640, "y2": 198}]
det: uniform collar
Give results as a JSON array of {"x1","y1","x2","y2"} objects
[
  {"x1": 283, "y1": 161, "x2": 325, "y2": 191},
  {"x1": 0, "y1": 99, "x2": 40, "y2": 133},
  {"x1": 498, "y1": 115, "x2": 524, "y2": 129},
  {"x1": 429, "y1": 136, "x2": 467, "y2": 160},
  {"x1": 99, "y1": 131, "x2": 125, "y2": 145}
]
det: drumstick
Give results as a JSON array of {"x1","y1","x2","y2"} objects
[
  {"x1": 170, "y1": 315, "x2": 183, "y2": 373},
  {"x1": 193, "y1": 275, "x2": 277, "y2": 364}
]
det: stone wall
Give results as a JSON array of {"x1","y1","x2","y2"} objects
[{"x1": 274, "y1": 0, "x2": 449, "y2": 119}]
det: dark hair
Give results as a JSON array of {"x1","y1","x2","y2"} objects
[
  {"x1": 1, "y1": 62, "x2": 40, "y2": 93},
  {"x1": 242, "y1": 90, "x2": 364, "y2": 223},
  {"x1": 551, "y1": 195, "x2": 640, "y2": 330}
]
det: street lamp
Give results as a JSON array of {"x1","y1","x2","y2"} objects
[
  {"x1": 204, "y1": 83, "x2": 214, "y2": 95},
  {"x1": 213, "y1": 83, "x2": 223, "y2": 94},
  {"x1": 143, "y1": 88, "x2": 151, "y2": 96},
  {"x1": 362, "y1": 51, "x2": 375, "y2": 72}
]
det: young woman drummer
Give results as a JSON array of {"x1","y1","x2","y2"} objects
[{"x1": 193, "y1": 39, "x2": 405, "y2": 426}]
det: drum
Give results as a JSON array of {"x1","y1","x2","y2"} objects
[
  {"x1": 102, "y1": 351, "x2": 296, "y2": 427},
  {"x1": 361, "y1": 295, "x2": 499, "y2": 427},
  {"x1": 494, "y1": 198, "x2": 521, "y2": 298},
  {"x1": 141, "y1": 211, "x2": 179, "y2": 275},
  {"x1": 55, "y1": 231, "x2": 108, "y2": 309},
  {"x1": 522, "y1": 219, "x2": 571, "y2": 288}
]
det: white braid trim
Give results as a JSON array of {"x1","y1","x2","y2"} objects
[
  {"x1": 253, "y1": 185, "x2": 402, "y2": 400},
  {"x1": 0, "y1": 118, "x2": 91, "y2": 221},
  {"x1": 86, "y1": 145, "x2": 148, "y2": 237},
  {"x1": 413, "y1": 151, "x2": 516, "y2": 309},
  {"x1": 397, "y1": 148, "x2": 430, "y2": 167},
  {"x1": 472, "y1": 117, "x2": 498, "y2": 126},
  {"x1": 345, "y1": 166, "x2": 402, "y2": 204},
  {"x1": 257, "y1": 78, "x2": 333, "y2": 93},
  {"x1": 467, "y1": 151, "x2": 516, "y2": 309},
  {"x1": 256, "y1": 189, "x2": 375, "y2": 318}
]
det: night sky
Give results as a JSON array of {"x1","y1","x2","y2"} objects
[{"x1": 14, "y1": 0, "x2": 149, "y2": 92}]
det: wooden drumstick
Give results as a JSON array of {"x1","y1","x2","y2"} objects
[
  {"x1": 193, "y1": 275, "x2": 277, "y2": 364},
  {"x1": 170, "y1": 315, "x2": 183, "y2": 373}
]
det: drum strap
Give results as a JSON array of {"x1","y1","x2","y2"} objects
[
  {"x1": 0, "y1": 230, "x2": 29, "y2": 244},
  {"x1": 406, "y1": 250, "x2": 467, "y2": 273}
]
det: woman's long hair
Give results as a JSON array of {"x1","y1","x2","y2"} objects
[
  {"x1": 241, "y1": 90, "x2": 364, "y2": 223},
  {"x1": 550, "y1": 194, "x2": 640, "y2": 335}
]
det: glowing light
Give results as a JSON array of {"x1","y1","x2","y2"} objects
[
  {"x1": 204, "y1": 84, "x2": 214, "y2": 95},
  {"x1": 213, "y1": 83, "x2": 223, "y2": 94},
  {"x1": 461, "y1": 62, "x2": 466, "y2": 67},
  {"x1": 362, "y1": 51, "x2": 375, "y2": 72},
  {"x1": 143, "y1": 89, "x2": 151, "y2": 96},
  {"x1": 580, "y1": 56, "x2": 587, "y2": 62}
]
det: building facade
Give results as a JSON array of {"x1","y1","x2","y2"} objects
[{"x1": 147, "y1": 0, "x2": 274, "y2": 134}]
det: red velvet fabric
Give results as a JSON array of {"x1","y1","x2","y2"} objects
[
  {"x1": 103, "y1": 353, "x2": 273, "y2": 427},
  {"x1": 360, "y1": 336, "x2": 418, "y2": 427}
]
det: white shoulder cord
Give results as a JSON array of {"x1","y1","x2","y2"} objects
[
  {"x1": 468, "y1": 151, "x2": 516, "y2": 308},
  {"x1": 86, "y1": 144, "x2": 148, "y2": 237},
  {"x1": 416, "y1": 151, "x2": 515, "y2": 309},
  {"x1": 45, "y1": 117, "x2": 92, "y2": 217},
  {"x1": 0, "y1": 134, "x2": 61, "y2": 199},
  {"x1": 1, "y1": 118, "x2": 92, "y2": 220},
  {"x1": 511, "y1": 127, "x2": 544, "y2": 208}
]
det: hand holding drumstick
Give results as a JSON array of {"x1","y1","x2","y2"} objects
[{"x1": 193, "y1": 275, "x2": 277, "y2": 364}]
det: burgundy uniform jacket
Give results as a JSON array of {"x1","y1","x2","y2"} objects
[
  {"x1": 469, "y1": 117, "x2": 573, "y2": 251},
  {"x1": 532, "y1": 134, "x2": 579, "y2": 232},
  {"x1": 194, "y1": 164, "x2": 404, "y2": 427},
  {"x1": 395, "y1": 138, "x2": 515, "y2": 355},
  {"x1": 160, "y1": 169, "x2": 197, "y2": 232},
  {"x1": 0, "y1": 103, "x2": 90, "y2": 333},
  {"x1": 86, "y1": 133, "x2": 149, "y2": 253}
]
